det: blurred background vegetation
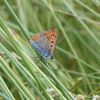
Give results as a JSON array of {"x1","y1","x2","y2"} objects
[{"x1": 0, "y1": 0, "x2": 100, "y2": 100}]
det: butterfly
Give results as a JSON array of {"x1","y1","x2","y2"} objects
[{"x1": 29, "y1": 29, "x2": 57, "y2": 59}]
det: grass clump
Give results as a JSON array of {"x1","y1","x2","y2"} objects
[{"x1": 0, "y1": 0, "x2": 100, "y2": 100}]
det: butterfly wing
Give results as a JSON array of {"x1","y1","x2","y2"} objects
[
  {"x1": 43, "y1": 29, "x2": 57, "y2": 58},
  {"x1": 30, "y1": 29, "x2": 57, "y2": 59},
  {"x1": 30, "y1": 33, "x2": 50, "y2": 59},
  {"x1": 30, "y1": 34, "x2": 41, "y2": 54}
]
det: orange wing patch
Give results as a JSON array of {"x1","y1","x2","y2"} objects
[{"x1": 43, "y1": 29, "x2": 57, "y2": 51}]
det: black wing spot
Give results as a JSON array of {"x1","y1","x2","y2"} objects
[
  {"x1": 52, "y1": 34, "x2": 55, "y2": 36},
  {"x1": 51, "y1": 41, "x2": 54, "y2": 43}
]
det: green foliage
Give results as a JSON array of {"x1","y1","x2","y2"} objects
[{"x1": 0, "y1": 0, "x2": 100, "y2": 100}]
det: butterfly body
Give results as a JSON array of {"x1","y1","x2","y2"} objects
[{"x1": 30, "y1": 29, "x2": 57, "y2": 59}]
